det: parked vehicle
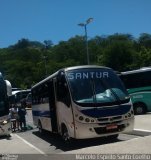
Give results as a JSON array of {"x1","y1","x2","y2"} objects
[
  {"x1": 32, "y1": 65, "x2": 134, "y2": 142},
  {"x1": 120, "y1": 67, "x2": 151, "y2": 114},
  {"x1": 10, "y1": 89, "x2": 31, "y2": 106},
  {"x1": 25, "y1": 93, "x2": 32, "y2": 108},
  {"x1": 0, "y1": 72, "x2": 12, "y2": 136}
]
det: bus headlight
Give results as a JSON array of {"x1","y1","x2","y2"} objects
[
  {"x1": 127, "y1": 113, "x2": 131, "y2": 118},
  {"x1": 77, "y1": 115, "x2": 95, "y2": 123},
  {"x1": 79, "y1": 116, "x2": 84, "y2": 121},
  {"x1": 91, "y1": 119, "x2": 95, "y2": 122},
  {"x1": 125, "y1": 112, "x2": 133, "y2": 119},
  {"x1": 85, "y1": 118, "x2": 90, "y2": 122},
  {"x1": 131, "y1": 110, "x2": 134, "y2": 115}
]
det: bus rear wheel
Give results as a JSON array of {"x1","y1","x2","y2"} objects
[
  {"x1": 134, "y1": 103, "x2": 146, "y2": 115},
  {"x1": 38, "y1": 121, "x2": 44, "y2": 135}
]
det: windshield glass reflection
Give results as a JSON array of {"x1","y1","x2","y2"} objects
[{"x1": 66, "y1": 68, "x2": 129, "y2": 106}]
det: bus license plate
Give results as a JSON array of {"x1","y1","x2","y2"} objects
[{"x1": 106, "y1": 124, "x2": 118, "y2": 130}]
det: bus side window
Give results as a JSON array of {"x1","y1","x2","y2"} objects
[{"x1": 57, "y1": 75, "x2": 71, "y2": 107}]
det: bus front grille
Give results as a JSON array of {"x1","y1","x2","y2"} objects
[
  {"x1": 97, "y1": 116, "x2": 122, "y2": 124},
  {"x1": 94, "y1": 124, "x2": 125, "y2": 134},
  {"x1": 98, "y1": 121, "x2": 122, "y2": 125}
]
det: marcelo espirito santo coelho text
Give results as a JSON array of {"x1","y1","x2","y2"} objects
[{"x1": 75, "y1": 154, "x2": 151, "y2": 160}]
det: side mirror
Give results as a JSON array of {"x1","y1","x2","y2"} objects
[{"x1": 5, "y1": 80, "x2": 12, "y2": 96}]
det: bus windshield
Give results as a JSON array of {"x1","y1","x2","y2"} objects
[{"x1": 67, "y1": 68, "x2": 129, "y2": 106}]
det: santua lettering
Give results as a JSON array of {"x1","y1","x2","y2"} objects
[{"x1": 68, "y1": 72, "x2": 109, "y2": 80}]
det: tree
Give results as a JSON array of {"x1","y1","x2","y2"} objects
[
  {"x1": 0, "y1": 33, "x2": 151, "y2": 88},
  {"x1": 11, "y1": 38, "x2": 30, "y2": 49},
  {"x1": 138, "y1": 33, "x2": 151, "y2": 48},
  {"x1": 44, "y1": 40, "x2": 53, "y2": 49},
  {"x1": 98, "y1": 41, "x2": 136, "y2": 71}
]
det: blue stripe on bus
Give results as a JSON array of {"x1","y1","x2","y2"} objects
[
  {"x1": 81, "y1": 105, "x2": 131, "y2": 118},
  {"x1": 32, "y1": 111, "x2": 51, "y2": 118},
  {"x1": 32, "y1": 105, "x2": 131, "y2": 118}
]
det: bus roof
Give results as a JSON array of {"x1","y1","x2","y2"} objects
[
  {"x1": 12, "y1": 88, "x2": 22, "y2": 91},
  {"x1": 64, "y1": 65, "x2": 111, "y2": 71},
  {"x1": 121, "y1": 67, "x2": 151, "y2": 75},
  {"x1": 32, "y1": 65, "x2": 112, "y2": 89}
]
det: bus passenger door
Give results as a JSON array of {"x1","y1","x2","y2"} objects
[
  {"x1": 48, "y1": 79, "x2": 58, "y2": 132},
  {"x1": 55, "y1": 73, "x2": 75, "y2": 138}
]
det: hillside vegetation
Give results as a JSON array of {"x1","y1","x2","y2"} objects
[{"x1": 0, "y1": 33, "x2": 151, "y2": 88}]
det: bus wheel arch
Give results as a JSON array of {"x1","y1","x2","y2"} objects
[
  {"x1": 61, "y1": 123, "x2": 70, "y2": 142},
  {"x1": 133, "y1": 102, "x2": 147, "y2": 115}
]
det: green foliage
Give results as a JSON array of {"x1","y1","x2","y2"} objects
[
  {"x1": 138, "y1": 33, "x2": 151, "y2": 48},
  {"x1": 0, "y1": 33, "x2": 151, "y2": 88},
  {"x1": 98, "y1": 41, "x2": 136, "y2": 71}
]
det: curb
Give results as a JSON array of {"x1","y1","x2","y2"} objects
[{"x1": 129, "y1": 129, "x2": 151, "y2": 136}]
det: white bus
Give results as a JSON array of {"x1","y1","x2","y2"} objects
[
  {"x1": 11, "y1": 89, "x2": 31, "y2": 106},
  {"x1": 32, "y1": 66, "x2": 134, "y2": 142},
  {"x1": 0, "y1": 72, "x2": 12, "y2": 136}
]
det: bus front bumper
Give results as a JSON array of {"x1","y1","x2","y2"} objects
[{"x1": 74, "y1": 117, "x2": 134, "y2": 139}]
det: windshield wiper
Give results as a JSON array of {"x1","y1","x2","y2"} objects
[{"x1": 99, "y1": 79, "x2": 123, "y2": 105}]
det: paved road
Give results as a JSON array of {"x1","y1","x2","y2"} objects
[
  {"x1": 134, "y1": 113, "x2": 151, "y2": 130},
  {"x1": 0, "y1": 131, "x2": 141, "y2": 156},
  {"x1": 133, "y1": 113, "x2": 151, "y2": 135}
]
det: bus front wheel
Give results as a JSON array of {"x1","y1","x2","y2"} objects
[
  {"x1": 61, "y1": 125, "x2": 70, "y2": 143},
  {"x1": 108, "y1": 134, "x2": 119, "y2": 140},
  {"x1": 133, "y1": 103, "x2": 146, "y2": 115}
]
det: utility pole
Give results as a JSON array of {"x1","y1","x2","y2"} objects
[{"x1": 78, "y1": 18, "x2": 93, "y2": 65}]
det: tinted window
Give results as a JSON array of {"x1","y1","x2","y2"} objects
[
  {"x1": 121, "y1": 70, "x2": 151, "y2": 89},
  {"x1": 32, "y1": 83, "x2": 49, "y2": 105}
]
